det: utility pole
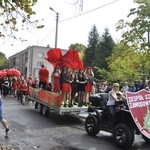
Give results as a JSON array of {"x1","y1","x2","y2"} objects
[{"x1": 50, "y1": 7, "x2": 59, "y2": 48}]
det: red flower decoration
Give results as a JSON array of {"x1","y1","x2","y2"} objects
[{"x1": 45, "y1": 48, "x2": 62, "y2": 68}]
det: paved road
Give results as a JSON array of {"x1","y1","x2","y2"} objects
[{"x1": 0, "y1": 97, "x2": 149, "y2": 150}]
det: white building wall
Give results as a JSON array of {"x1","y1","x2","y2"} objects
[{"x1": 9, "y1": 46, "x2": 68, "y2": 81}]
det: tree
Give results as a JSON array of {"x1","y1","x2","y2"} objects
[
  {"x1": 0, "y1": 52, "x2": 9, "y2": 69},
  {"x1": 84, "y1": 24, "x2": 100, "y2": 67},
  {"x1": 69, "y1": 43, "x2": 86, "y2": 60},
  {"x1": 116, "y1": 0, "x2": 150, "y2": 50},
  {"x1": 107, "y1": 42, "x2": 146, "y2": 82},
  {"x1": 94, "y1": 28, "x2": 115, "y2": 70},
  {"x1": 0, "y1": 0, "x2": 43, "y2": 39}
]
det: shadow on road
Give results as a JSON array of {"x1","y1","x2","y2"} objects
[{"x1": 50, "y1": 145, "x2": 84, "y2": 150}]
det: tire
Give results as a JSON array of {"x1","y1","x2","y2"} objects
[
  {"x1": 85, "y1": 115, "x2": 100, "y2": 136},
  {"x1": 142, "y1": 134, "x2": 150, "y2": 144},
  {"x1": 113, "y1": 124, "x2": 134, "y2": 149},
  {"x1": 42, "y1": 106, "x2": 49, "y2": 116},
  {"x1": 37, "y1": 103, "x2": 43, "y2": 114}
]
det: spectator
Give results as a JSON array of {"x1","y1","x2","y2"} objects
[
  {"x1": 129, "y1": 82, "x2": 136, "y2": 92},
  {"x1": 99, "y1": 82, "x2": 108, "y2": 93},
  {"x1": 121, "y1": 82, "x2": 129, "y2": 93},
  {"x1": 105, "y1": 83, "x2": 112, "y2": 93},
  {"x1": 32, "y1": 77, "x2": 39, "y2": 88},
  {"x1": 145, "y1": 81, "x2": 150, "y2": 91}
]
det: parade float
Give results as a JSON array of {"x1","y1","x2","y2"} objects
[{"x1": 28, "y1": 48, "x2": 88, "y2": 115}]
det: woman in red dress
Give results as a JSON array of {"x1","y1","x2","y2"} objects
[
  {"x1": 84, "y1": 67, "x2": 94, "y2": 106},
  {"x1": 51, "y1": 66, "x2": 61, "y2": 93}
]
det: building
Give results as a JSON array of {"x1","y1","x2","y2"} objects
[{"x1": 8, "y1": 46, "x2": 67, "y2": 79}]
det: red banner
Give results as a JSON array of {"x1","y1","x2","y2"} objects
[
  {"x1": 126, "y1": 89, "x2": 150, "y2": 139},
  {"x1": 29, "y1": 87, "x2": 62, "y2": 107}
]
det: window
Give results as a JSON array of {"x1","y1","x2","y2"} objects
[
  {"x1": 37, "y1": 62, "x2": 44, "y2": 66},
  {"x1": 12, "y1": 58, "x2": 16, "y2": 66},
  {"x1": 38, "y1": 52, "x2": 44, "y2": 58}
]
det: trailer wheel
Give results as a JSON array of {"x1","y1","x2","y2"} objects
[
  {"x1": 42, "y1": 106, "x2": 49, "y2": 116},
  {"x1": 85, "y1": 115, "x2": 100, "y2": 136},
  {"x1": 37, "y1": 103, "x2": 43, "y2": 114},
  {"x1": 142, "y1": 134, "x2": 150, "y2": 144},
  {"x1": 113, "y1": 124, "x2": 134, "y2": 149}
]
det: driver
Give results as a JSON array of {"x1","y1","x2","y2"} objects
[{"x1": 107, "y1": 83, "x2": 120, "y2": 126}]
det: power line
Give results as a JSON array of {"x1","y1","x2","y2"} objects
[
  {"x1": 60, "y1": 0, "x2": 120, "y2": 23},
  {"x1": 38, "y1": 26, "x2": 55, "y2": 45},
  {"x1": 38, "y1": 0, "x2": 120, "y2": 45}
]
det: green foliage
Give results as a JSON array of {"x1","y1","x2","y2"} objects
[
  {"x1": 0, "y1": 52, "x2": 9, "y2": 69},
  {"x1": 69, "y1": 43, "x2": 86, "y2": 60},
  {"x1": 84, "y1": 24, "x2": 100, "y2": 67},
  {"x1": 107, "y1": 42, "x2": 149, "y2": 82},
  {"x1": 93, "y1": 28, "x2": 115, "y2": 70},
  {"x1": 94, "y1": 67, "x2": 109, "y2": 82},
  {"x1": 0, "y1": 0, "x2": 43, "y2": 39},
  {"x1": 69, "y1": 43, "x2": 86, "y2": 52},
  {"x1": 116, "y1": 0, "x2": 150, "y2": 50}
]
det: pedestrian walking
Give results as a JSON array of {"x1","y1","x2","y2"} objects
[
  {"x1": 2, "y1": 76, "x2": 9, "y2": 98},
  {"x1": 0, "y1": 94, "x2": 9, "y2": 138}
]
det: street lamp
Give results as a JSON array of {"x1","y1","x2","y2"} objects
[{"x1": 50, "y1": 7, "x2": 59, "y2": 48}]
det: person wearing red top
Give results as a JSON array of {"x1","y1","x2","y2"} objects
[
  {"x1": 20, "y1": 79, "x2": 28, "y2": 105},
  {"x1": 27, "y1": 74, "x2": 33, "y2": 91},
  {"x1": 12, "y1": 77, "x2": 18, "y2": 97},
  {"x1": 35, "y1": 65, "x2": 49, "y2": 109},
  {"x1": 84, "y1": 67, "x2": 94, "y2": 106},
  {"x1": 62, "y1": 67, "x2": 72, "y2": 107},
  {"x1": 38, "y1": 64, "x2": 49, "y2": 90}
]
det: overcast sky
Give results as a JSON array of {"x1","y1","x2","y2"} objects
[{"x1": 0, "y1": 0, "x2": 137, "y2": 58}]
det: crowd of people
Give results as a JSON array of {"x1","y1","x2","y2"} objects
[
  {"x1": 0, "y1": 65, "x2": 150, "y2": 137},
  {"x1": 0, "y1": 64, "x2": 95, "y2": 108},
  {"x1": 0, "y1": 65, "x2": 150, "y2": 109},
  {"x1": 37, "y1": 64, "x2": 94, "y2": 107},
  {"x1": 98, "y1": 80, "x2": 150, "y2": 94}
]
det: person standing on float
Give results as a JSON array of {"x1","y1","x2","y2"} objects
[
  {"x1": 70, "y1": 68, "x2": 78, "y2": 106},
  {"x1": 84, "y1": 67, "x2": 94, "y2": 106},
  {"x1": 35, "y1": 64, "x2": 49, "y2": 109},
  {"x1": 51, "y1": 66, "x2": 61, "y2": 93},
  {"x1": 77, "y1": 68, "x2": 86, "y2": 107},
  {"x1": 38, "y1": 64, "x2": 49, "y2": 90},
  {"x1": 62, "y1": 67, "x2": 72, "y2": 107}
]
